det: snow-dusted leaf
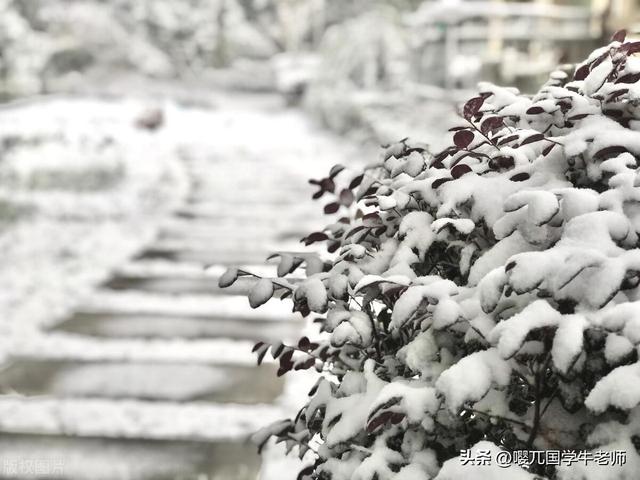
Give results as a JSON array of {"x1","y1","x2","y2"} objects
[
  {"x1": 218, "y1": 267, "x2": 239, "y2": 288},
  {"x1": 489, "y1": 300, "x2": 561, "y2": 358},
  {"x1": 585, "y1": 362, "x2": 640, "y2": 413},
  {"x1": 551, "y1": 314, "x2": 588, "y2": 373},
  {"x1": 436, "y1": 349, "x2": 512, "y2": 412},
  {"x1": 249, "y1": 278, "x2": 274, "y2": 308}
]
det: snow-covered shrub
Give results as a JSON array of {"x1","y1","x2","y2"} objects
[{"x1": 222, "y1": 33, "x2": 640, "y2": 480}]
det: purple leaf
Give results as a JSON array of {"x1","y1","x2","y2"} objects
[
  {"x1": 526, "y1": 106, "x2": 545, "y2": 115},
  {"x1": 453, "y1": 130, "x2": 474, "y2": 149},
  {"x1": 616, "y1": 72, "x2": 640, "y2": 84},
  {"x1": 621, "y1": 41, "x2": 640, "y2": 55},
  {"x1": 339, "y1": 188, "x2": 354, "y2": 206},
  {"x1": 329, "y1": 164, "x2": 345, "y2": 178},
  {"x1": 510, "y1": 172, "x2": 530, "y2": 182},
  {"x1": 480, "y1": 116, "x2": 504, "y2": 135},
  {"x1": 324, "y1": 202, "x2": 340, "y2": 214},
  {"x1": 349, "y1": 174, "x2": 364, "y2": 189},
  {"x1": 520, "y1": 134, "x2": 546, "y2": 146},
  {"x1": 320, "y1": 177, "x2": 335, "y2": 193},
  {"x1": 431, "y1": 177, "x2": 452, "y2": 189},
  {"x1": 306, "y1": 232, "x2": 329, "y2": 244},
  {"x1": 594, "y1": 146, "x2": 627, "y2": 160},
  {"x1": 542, "y1": 144, "x2": 556, "y2": 156},
  {"x1": 567, "y1": 113, "x2": 590, "y2": 121},
  {"x1": 489, "y1": 155, "x2": 515, "y2": 170},
  {"x1": 451, "y1": 164, "x2": 472, "y2": 179},
  {"x1": 612, "y1": 29, "x2": 627, "y2": 43},
  {"x1": 463, "y1": 97, "x2": 485, "y2": 120},
  {"x1": 574, "y1": 64, "x2": 590, "y2": 81}
]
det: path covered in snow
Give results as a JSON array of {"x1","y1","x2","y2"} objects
[{"x1": 0, "y1": 92, "x2": 358, "y2": 479}]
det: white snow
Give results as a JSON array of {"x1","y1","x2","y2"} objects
[
  {"x1": 585, "y1": 362, "x2": 640, "y2": 413},
  {"x1": 0, "y1": 396, "x2": 285, "y2": 441},
  {"x1": 435, "y1": 441, "x2": 536, "y2": 480},
  {"x1": 436, "y1": 348, "x2": 511, "y2": 412}
]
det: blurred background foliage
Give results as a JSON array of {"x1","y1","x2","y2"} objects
[{"x1": 0, "y1": 0, "x2": 638, "y2": 142}]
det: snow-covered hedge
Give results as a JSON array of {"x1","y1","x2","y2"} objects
[{"x1": 222, "y1": 33, "x2": 640, "y2": 480}]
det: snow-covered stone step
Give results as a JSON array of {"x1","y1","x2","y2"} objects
[
  {"x1": 187, "y1": 187, "x2": 311, "y2": 202},
  {"x1": 0, "y1": 396, "x2": 283, "y2": 441},
  {"x1": 0, "y1": 360, "x2": 282, "y2": 404},
  {"x1": 150, "y1": 237, "x2": 282, "y2": 254},
  {"x1": 135, "y1": 246, "x2": 270, "y2": 265},
  {"x1": 0, "y1": 433, "x2": 260, "y2": 480},
  {"x1": 177, "y1": 200, "x2": 314, "y2": 216},
  {"x1": 7, "y1": 332, "x2": 263, "y2": 365},
  {"x1": 52, "y1": 311, "x2": 299, "y2": 342},
  {"x1": 81, "y1": 291, "x2": 298, "y2": 322},
  {"x1": 116, "y1": 260, "x2": 276, "y2": 281},
  {"x1": 102, "y1": 275, "x2": 243, "y2": 295},
  {"x1": 160, "y1": 218, "x2": 310, "y2": 242}
]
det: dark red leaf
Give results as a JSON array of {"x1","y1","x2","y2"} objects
[
  {"x1": 451, "y1": 164, "x2": 472, "y2": 179},
  {"x1": 324, "y1": 202, "x2": 340, "y2": 214},
  {"x1": 390, "y1": 412, "x2": 405, "y2": 424},
  {"x1": 366, "y1": 411, "x2": 393, "y2": 433},
  {"x1": 497, "y1": 134, "x2": 519, "y2": 146},
  {"x1": 373, "y1": 226, "x2": 387, "y2": 237},
  {"x1": 612, "y1": 29, "x2": 627, "y2": 43},
  {"x1": 621, "y1": 41, "x2": 640, "y2": 55},
  {"x1": 510, "y1": 172, "x2": 530, "y2": 182},
  {"x1": 526, "y1": 106, "x2": 545, "y2": 115},
  {"x1": 608, "y1": 89, "x2": 629, "y2": 100},
  {"x1": 339, "y1": 188, "x2": 354, "y2": 206},
  {"x1": 327, "y1": 240, "x2": 340, "y2": 253},
  {"x1": 590, "y1": 51, "x2": 609, "y2": 71},
  {"x1": 594, "y1": 146, "x2": 628, "y2": 160},
  {"x1": 453, "y1": 130, "x2": 474, "y2": 149},
  {"x1": 567, "y1": 113, "x2": 590, "y2": 121},
  {"x1": 363, "y1": 212, "x2": 382, "y2": 224},
  {"x1": 320, "y1": 177, "x2": 335, "y2": 193},
  {"x1": 349, "y1": 174, "x2": 364, "y2": 189},
  {"x1": 489, "y1": 155, "x2": 515, "y2": 170},
  {"x1": 271, "y1": 343, "x2": 285, "y2": 358},
  {"x1": 294, "y1": 357, "x2": 316, "y2": 370},
  {"x1": 306, "y1": 231, "x2": 329, "y2": 244},
  {"x1": 480, "y1": 116, "x2": 504, "y2": 135},
  {"x1": 312, "y1": 189, "x2": 324, "y2": 200},
  {"x1": 257, "y1": 347, "x2": 268, "y2": 365},
  {"x1": 542, "y1": 144, "x2": 556, "y2": 156},
  {"x1": 603, "y1": 109, "x2": 623, "y2": 118},
  {"x1": 252, "y1": 341, "x2": 265, "y2": 353},
  {"x1": 329, "y1": 164, "x2": 345, "y2": 178},
  {"x1": 298, "y1": 337, "x2": 310, "y2": 349},
  {"x1": 345, "y1": 225, "x2": 367, "y2": 238},
  {"x1": 448, "y1": 126, "x2": 467, "y2": 132},
  {"x1": 463, "y1": 97, "x2": 485, "y2": 120},
  {"x1": 616, "y1": 72, "x2": 640, "y2": 84},
  {"x1": 432, "y1": 177, "x2": 452, "y2": 189},
  {"x1": 520, "y1": 134, "x2": 546, "y2": 147}
]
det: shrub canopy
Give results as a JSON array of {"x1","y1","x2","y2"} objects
[{"x1": 223, "y1": 34, "x2": 640, "y2": 480}]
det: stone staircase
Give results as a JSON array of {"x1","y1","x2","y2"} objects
[{"x1": 0, "y1": 97, "x2": 343, "y2": 479}]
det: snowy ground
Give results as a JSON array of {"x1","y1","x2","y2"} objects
[
  {"x1": 0, "y1": 89, "x2": 361, "y2": 479},
  {"x1": 0, "y1": 97, "x2": 189, "y2": 358}
]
